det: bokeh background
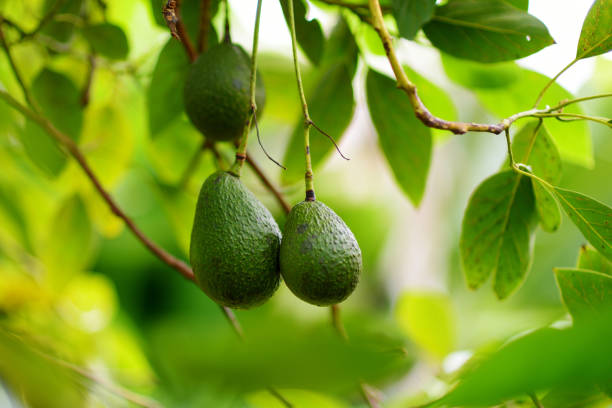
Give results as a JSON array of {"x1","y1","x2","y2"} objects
[{"x1": 0, "y1": 0, "x2": 610, "y2": 406}]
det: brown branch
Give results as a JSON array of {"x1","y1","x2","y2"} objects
[
  {"x1": 197, "y1": 0, "x2": 213, "y2": 54},
  {"x1": 163, "y1": 0, "x2": 196, "y2": 62},
  {"x1": 245, "y1": 154, "x2": 292, "y2": 214},
  {"x1": 80, "y1": 54, "x2": 95, "y2": 107}
]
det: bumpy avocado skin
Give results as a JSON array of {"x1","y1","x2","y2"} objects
[
  {"x1": 190, "y1": 171, "x2": 280, "y2": 309},
  {"x1": 184, "y1": 43, "x2": 266, "y2": 142},
  {"x1": 280, "y1": 201, "x2": 361, "y2": 306}
]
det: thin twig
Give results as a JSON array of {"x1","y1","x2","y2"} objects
[
  {"x1": 220, "y1": 305, "x2": 244, "y2": 340},
  {"x1": 360, "y1": 382, "x2": 382, "y2": 408},
  {"x1": 245, "y1": 154, "x2": 292, "y2": 214},
  {"x1": 80, "y1": 54, "x2": 96, "y2": 107},
  {"x1": 197, "y1": 0, "x2": 213, "y2": 53},
  {"x1": 178, "y1": 140, "x2": 208, "y2": 188},
  {"x1": 163, "y1": 0, "x2": 196, "y2": 62},
  {"x1": 529, "y1": 393, "x2": 543, "y2": 408},
  {"x1": 253, "y1": 110, "x2": 286, "y2": 169},
  {"x1": 267, "y1": 387, "x2": 293, "y2": 407},
  {"x1": 532, "y1": 58, "x2": 577, "y2": 108},
  {"x1": 309, "y1": 120, "x2": 350, "y2": 161}
]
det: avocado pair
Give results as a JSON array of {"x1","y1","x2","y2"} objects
[{"x1": 189, "y1": 171, "x2": 361, "y2": 309}]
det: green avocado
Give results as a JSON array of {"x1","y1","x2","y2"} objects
[
  {"x1": 184, "y1": 42, "x2": 265, "y2": 142},
  {"x1": 280, "y1": 200, "x2": 361, "y2": 306},
  {"x1": 190, "y1": 171, "x2": 280, "y2": 309}
]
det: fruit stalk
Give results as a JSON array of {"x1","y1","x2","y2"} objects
[
  {"x1": 286, "y1": 0, "x2": 315, "y2": 201},
  {"x1": 229, "y1": 0, "x2": 263, "y2": 177}
]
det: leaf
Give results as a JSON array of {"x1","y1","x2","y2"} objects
[
  {"x1": 281, "y1": 65, "x2": 355, "y2": 185},
  {"x1": 440, "y1": 53, "x2": 522, "y2": 89},
  {"x1": 82, "y1": 23, "x2": 129, "y2": 60},
  {"x1": 422, "y1": 0, "x2": 554, "y2": 63},
  {"x1": 392, "y1": 0, "x2": 436, "y2": 40},
  {"x1": 435, "y1": 320, "x2": 612, "y2": 407},
  {"x1": 147, "y1": 39, "x2": 190, "y2": 137},
  {"x1": 475, "y1": 67, "x2": 592, "y2": 168},
  {"x1": 247, "y1": 389, "x2": 347, "y2": 408},
  {"x1": 541, "y1": 386, "x2": 607, "y2": 408},
  {"x1": 577, "y1": 245, "x2": 612, "y2": 276},
  {"x1": 553, "y1": 188, "x2": 612, "y2": 262},
  {"x1": 555, "y1": 268, "x2": 612, "y2": 324},
  {"x1": 279, "y1": 0, "x2": 325, "y2": 65},
  {"x1": 511, "y1": 121, "x2": 562, "y2": 232},
  {"x1": 365, "y1": 69, "x2": 432, "y2": 206},
  {"x1": 576, "y1": 0, "x2": 612, "y2": 59},
  {"x1": 460, "y1": 171, "x2": 538, "y2": 299},
  {"x1": 395, "y1": 292, "x2": 454, "y2": 359},
  {"x1": 505, "y1": 0, "x2": 528, "y2": 10}
]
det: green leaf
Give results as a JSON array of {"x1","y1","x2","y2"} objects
[
  {"x1": 40, "y1": 0, "x2": 83, "y2": 43},
  {"x1": 20, "y1": 68, "x2": 83, "y2": 176},
  {"x1": 460, "y1": 171, "x2": 538, "y2": 299},
  {"x1": 475, "y1": 67, "x2": 593, "y2": 167},
  {"x1": 392, "y1": 0, "x2": 436, "y2": 40},
  {"x1": 366, "y1": 69, "x2": 432, "y2": 206},
  {"x1": 248, "y1": 389, "x2": 347, "y2": 408},
  {"x1": 576, "y1": 0, "x2": 612, "y2": 59},
  {"x1": 404, "y1": 65, "x2": 457, "y2": 141},
  {"x1": 281, "y1": 65, "x2": 355, "y2": 185},
  {"x1": 422, "y1": 0, "x2": 554, "y2": 63},
  {"x1": 395, "y1": 292, "x2": 454, "y2": 359},
  {"x1": 553, "y1": 188, "x2": 612, "y2": 262},
  {"x1": 505, "y1": 0, "x2": 528, "y2": 10},
  {"x1": 577, "y1": 245, "x2": 612, "y2": 276},
  {"x1": 147, "y1": 39, "x2": 190, "y2": 137},
  {"x1": 440, "y1": 53, "x2": 522, "y2": 89},
  {"x1": 82, "y1": 23, "x2": 129, "y2": 60},
  {"x1": 541, "y1": 386, "x2": 607, "y2": 408},
  {"x1": 436, "y1": 320, "x2": 612, "y2": 407},
  {"x1": 555, "y1": 268, "x2": 612, "y2": 324},
  {"x1": 279, "y1": 0, "x2": 325, "y2": 65},
  {"x1": 511, "y1": 121, "x2": 562, "y2": 232}
]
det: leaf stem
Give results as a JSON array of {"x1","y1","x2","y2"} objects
[
  {"x1": 529, "y1": 393, "x2": 543, "y2": 408},
  {"x1": 532, "y1": 58, "x2": 578, "y2": 108},
  {"x1": 505, "y1": 129, "x2": 515, "y2": 167},
  {"x1": 229, "y1": 0, "x2": 263, "y2": 177},
  {"x1": 531, "y1": 112, "x2": 612, "y2": 127},
  {"x1": 286, "y1": 0, "x2": 315, "y2": 201}
]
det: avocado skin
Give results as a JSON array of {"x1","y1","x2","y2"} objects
[
  {"x1": 190, "y1": 171, "x2": 280, "y2": 309},
  {"x1": 280, "y1": 200, "x2": 361, "y2": 306},
  {"x1": 184, "y1": 43, "x2": 265, "y2": 142}
]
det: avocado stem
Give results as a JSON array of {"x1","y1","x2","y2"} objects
[
  {"x1": 287, "y1": 0, "x2": 316, "y2": 201},
  {"x1": 230, "y1": 0, "x2": 263, "y2": 177}
]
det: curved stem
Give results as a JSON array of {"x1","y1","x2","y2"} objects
[
  {"x1": 286, "y1": 0, "x2": 315, "y2": 201},
  {"x1": 532, "y1": 58, "x2": 578, "y2": 108},
  {"x1": 504, "y1": 129, "x2": 515, "y2": 167},
  {"x1": 229, "y1": 0, "x2": 263, "y2": 176},
  {"x1": 245, "y1": 154, "x2": 292, "y2": 214},
  {"x1": 531, "y1": 112, "x2": 612, "y2": 128}
]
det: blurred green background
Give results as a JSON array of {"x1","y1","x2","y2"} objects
[{"x1": 0, "y1": 0, "x2": 610, "y2": 406}]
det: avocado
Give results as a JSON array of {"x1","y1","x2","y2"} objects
[
  {"x1": 279, "y1": 200, "x2": 361, "y2": 306},
  {"x1": 184, "y1": 42, "x2": 266, "y2": 142},
  {"x1": 190, "y1": 171, "x2": 280, "y2": 308}
]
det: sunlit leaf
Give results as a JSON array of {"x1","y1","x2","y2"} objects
[
  {"x1": 460, "y1": 171, "x2": 538, "y2": 299},
  {"x1": 366, "y1": 69, "x2": 432, "y2": 206},
  {"x1": 541, "y1": 386, "x2": 607, "y2": 408},
  {"x1": 248, "y1": 388, "x2": 347, "y2": 408},
  {"x1": 577, "y1": 245, "x2": 612, "y2": 276},
  {"x1": 279, "y1": 0, "x2": 325, "y2": 65},
  {"x1": 423, "y1": 0, "x2": 554, "y2": 63},
  {"x1": 441, "y1": 53, "x2": 522, "y2": 89},
  {"x1": 555, "y1": 268, "x2": 612, "y2": 324},
  {"x1": 395, "y1": 292, "x2": 454, "y2": 359},
  {"x1": 511, "y1": 121, "x2": 562, "y2": 232},
  {"x1": 82, "y1": 23, "x2": 129, "y2": 60},
  {"x1": 505, "y1": 0, "x2": 528, "y2": 10},
  {"x1": 553, "y1": 188, "x2": 612, "y2": 262},
  {"x1": 392, "y1": 0, "x2": 436, "y2": 40},
  {"x1": 576, "y1": 0, "x2": 612, "y2": 59}
]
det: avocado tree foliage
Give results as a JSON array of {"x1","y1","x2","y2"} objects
[{"x1": 0, "y1": 0, "x2": 611, "y2": 407}]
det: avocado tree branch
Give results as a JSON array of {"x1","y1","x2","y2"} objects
[
  {"x1": 0, "y1": 88, "x2": 244, "y2": 339},
  {"x1": 197, "y1": 0, "x2": 213, "y2": 54},
  {"x1": 245, "y1": 155, "x2": 292, "y2": 214},
  {"x1": 163, "y1": 0, "x2": 196, "y2": 62}
]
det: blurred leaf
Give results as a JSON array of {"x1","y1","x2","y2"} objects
[
  {"x1": 553, "y1": 188, "x2": 612, "y2": 262},
  {"x1": 422, "y1": 0, "x2": 554, "y2": 63},
  {"x1": 511, "y1": 121, "x2": 562, "y2": 232},
  {"x1": 555, "y1": 268, "x2": 612, "y2": 324},
  {"x1": 40, "y1": 0, "x2": 83, "y2": 43},
  {"x1": 541, "y1": 386, "x2": 607, "y2": 408},
  {"x1": 435, "y1": 318, "x2": 612, "y2": 407},
  {"x1": 460, "y1": 171, "x2": 538, "y2": 299},
  {"x1": 279, "y1": 0, "x2": 325, "y2": 65},
  {"x1": 282, "y1": 64, "x2": 355, "y2": 185},
  {"x1": 395, "y1": 292, "x2": 454, "y2": 359},
  {"x1": 404, "y1": 65, "x2": 457, "y2": 141},
  {"x1": 392, "y1": 0, "x2": 436, "y2": 40},
  {"x1": 147, "y1": 39, "x2": 190, "y2": 137},
  {"x1": 0, "y1": 185, "x2": 32, "y2": 251},
  {"x1": 440, "y1": 53, "x2": 522, "y2": 90},
  {"x1": 577, "y1": 245, "x2": 612, "y2": 276},
  {"x1": 40, "y1": 195, "x2": 95, "y2": 286},
  {"x1": 0, "y1": 329, "x2": 85, "y2": 408},
  {"x1": 505, "y1": 0, "x2": 528, "y2": 10},
  {"x1": 476, "y1": 68, "x2": 592, "y2": 167},
  {"x1": 576, "y1": 0, "x2": 612, "y2": 59},
  {"x1": 157, "y1": 185, "x2": 198, "y2": 257},
  {"x1": 248, "y1": 388, "x2": 347, "y2": 408},
  {"x1": 150, "y1": 313, "x2": 412, "y2": 395},
  {"x1": 366, "y1": 69, "x2": 432, "y2": 206},
  {"x1": 82, "y1": 23, "x2": 129, "y2": 60},
  {"x1": 319, "y1": 17, "x2": 359, "y2": 76}
]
